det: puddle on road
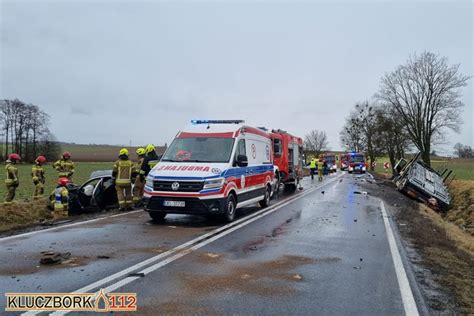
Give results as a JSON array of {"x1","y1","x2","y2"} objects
[{"x1": 178, "y1": 255, "x2": 317, "y2": 299}]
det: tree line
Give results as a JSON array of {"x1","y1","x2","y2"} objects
[
  {"x1": 0, "y1": 99, "x2": 60, "y2": 162},
  {"x1": 340, "y1": 51, "x2": 470, "y2": 174}
]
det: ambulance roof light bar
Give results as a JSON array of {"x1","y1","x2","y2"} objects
[{"x1": 191, "y1": 119, "x2": 245, "y2": 125}]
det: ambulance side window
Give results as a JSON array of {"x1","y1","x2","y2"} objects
[{"x1": 236, "y1": 139, "x2": 246, "y2": 157}]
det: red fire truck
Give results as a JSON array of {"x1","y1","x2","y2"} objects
[
  {"x1": 339, "y1": 153, "x2": 349, "y2": 171},
  {"x1": 270, "y1": 129, "x2": 304, "y2": 192}
]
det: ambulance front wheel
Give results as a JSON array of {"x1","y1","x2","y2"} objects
[
  {"x1": 259, "y1": 185, "x2": 271, "y2": 208},
  {"x1": 223, "y1": 194, "x2": 236, "y2": 222}
]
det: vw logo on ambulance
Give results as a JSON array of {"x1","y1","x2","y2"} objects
[{"x1": 171, "y1": 182, "x2": 180, "y2": 191}]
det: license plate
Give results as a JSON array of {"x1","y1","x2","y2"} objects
[{"x1": 163, "y1": 200, "x2": 185, "y2": 207}]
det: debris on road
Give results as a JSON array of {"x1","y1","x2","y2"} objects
[
  {"x1": 39, "y1": 251, "x2": 71, "y2": 265},
  {"x1": 353, "y1": 191, "x2": 369, "y2": 195},
  {"x1": 129, "y1": 272, "x2": 145, "y2": 277},
  {"x1": 293, "y1": 273, "x2": 303, "y2": 280},
  {"x1": 97, "y1": 255, "x2": 110, "y2": 259},
  {"x1": 353, "y1": 266, "x2": 362, "y2": 270}
]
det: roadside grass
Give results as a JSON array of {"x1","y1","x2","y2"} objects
[
  {"x1": 0, "y1": 162, "x2": 111, "y2": 201},
  {"x1": 446, "y1": 180, "x2": 474, "y2": 235},
  {"x1": 0, "y1": 198, "x2": 53, "y2": 233},
  {"x1": 372, "y1": 157, "x2": 474, "y2": 181}
]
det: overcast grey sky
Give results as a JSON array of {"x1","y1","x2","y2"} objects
[{"x1": 0, "y1": 0, "x2": 472, "y2": 153}]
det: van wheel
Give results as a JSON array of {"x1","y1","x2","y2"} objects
[
  {"x1": 272, "y1": 172, "x2": 280, "y2": 198},
  {"x1": 223, "y1": 194, "x2": 236, "y2": 222},
  {"x1": 284, "y1": 183, "x2": 297, "y2": 192},
  {"x1": 149, "y1": 212, "x2": 167, "y2": 222},
  {"x1": 259, "y1": 185, "x2": 271, "y2": 208}
]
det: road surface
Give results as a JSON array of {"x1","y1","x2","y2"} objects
[{"x1": 0, "y1": 173, "x2": 426, "y2": 315}]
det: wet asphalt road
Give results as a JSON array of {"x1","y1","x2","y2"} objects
[{"x1": 0, "y1": 172, "x2": 424, "y2": 315}]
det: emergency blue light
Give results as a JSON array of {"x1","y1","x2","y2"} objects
[{"x1": 191, "y1": 119, "x2": 245, "y2": 125}]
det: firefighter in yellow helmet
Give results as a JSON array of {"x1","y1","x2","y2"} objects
[
  {"x1": 317, "y1": 158, "x2": 324, "y2": 182},
  {"x1": 53, "y1": 152, "x2": 75, "y2": 180},
  {"x1": 132, "y1": 147, "x2": 146, "y2": 207},
  {"x1": 5, "y1": 153, "x2": 21, "y2": 204},
  {"x1": 113, "y1": 148, "x2": 134, "y2": 211},
  {"x1": 139, "y1": 144, "x2": 159, "y2": 182},
  {"x1": 32, "y1": 155, "x2": 47, "y2": 199},
  {"x1": 52, "y1": 177, "x2": 70, "y2": 220}
]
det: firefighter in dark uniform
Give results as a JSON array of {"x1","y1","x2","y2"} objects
[
  {"x1": 139, "y1": 144, "x2": 159, "y2": 181},
  {"x1": 133, "y1": 147, "x2": 146, "y2": 207}
]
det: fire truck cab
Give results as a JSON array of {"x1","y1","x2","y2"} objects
[
  {"x1": 320, "y1": 153, "x2": 337, "y2": 173},
  {"x1": 347, "y1": 152, "x2": 367, "y2": 174},
  {"x1": 270, "y1": 130, "x2": 304, "y2": 192},
  {"x1": 143, "y1": 120, "x2": 274, "y2": 222}
]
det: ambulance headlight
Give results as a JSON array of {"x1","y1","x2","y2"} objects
[
  {"x1": 362, "y1": 166, "x2": 366, "y2": 171},
  {"x1": 146, "y1": 176, "x2": 154, "y2": 188},
  {"x1": 203, "y1": 178, "x2": 225, "y2": 190},
  {"x1": 349, "y1": 166, "x2": 353, "y2": 171}
]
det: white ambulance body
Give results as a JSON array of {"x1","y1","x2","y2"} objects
[{"x1": 143, "y1": 120, "x2": 274, "y2": 222}]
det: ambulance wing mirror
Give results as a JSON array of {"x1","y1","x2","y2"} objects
[{"x1": 237, "y1": 155, "x2": 248, "y2": 167}]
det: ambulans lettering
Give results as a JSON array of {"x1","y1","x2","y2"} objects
[{"x1": 155, "y1": 165, "x2": 210, "y2": 172}]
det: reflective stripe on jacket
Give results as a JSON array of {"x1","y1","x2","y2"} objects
[
  {"x1": 32, "y1": 164, "x2": 45, "y2": 183},
  {"x1": 53, "y1": 159, "x2": 75, "y2": 176},
  {"x1": 5, "y1": 163, "x2": 18, "y2": 185},
  {"x1": 113, "y1": 159, "x2": 133, "y2": 185},
  {"x1": 54, "y1": 187, "x2": 68, "y2": 211}
]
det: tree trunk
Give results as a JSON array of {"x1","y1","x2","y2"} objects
[{"x1": 422, "y1": 146, "x2": 431, "y2": 167}]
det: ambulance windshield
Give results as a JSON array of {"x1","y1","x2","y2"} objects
[{"x1": 161, "y1": 137, "x2": 235, "y2": 163}]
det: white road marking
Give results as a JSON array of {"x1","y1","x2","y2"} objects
[
  {"x1": 26, "y1": 175, "x2": 343, "y2": 316},
  {"x1": 380, "y1": 201, "x2": 419, "y2": 316},
  {"x1": 0, "y1": 210, "x2": 143, "y2": 242}
]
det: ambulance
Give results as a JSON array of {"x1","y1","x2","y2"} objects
[{"x1": 143, "y1": 120, "x2": 275, "y2": 222}]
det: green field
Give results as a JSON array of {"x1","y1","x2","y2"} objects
[
  {"x1": 0, "y1": 162, "x2": 111, "y2": 201},
  {"x1": 373, "y1": 157, "x2": 474, "y2": 180}
]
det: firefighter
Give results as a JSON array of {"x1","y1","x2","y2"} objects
[
  {"x1": 5, "y1": 153, "x2": 21, "y2": 204},
  {"x1": 317, "y1": 158, "x2": 324, "y2": 182},
  {"x1": 53, "y1": 152, "x2": 75, "y2": 180},
  {"x1": 53, "y1": 177, "x2": 70, "y2": 220},
  {"x1": 113, "y1": 148, "x2": 134, "y2": 211},
  {"x1": 132, "y1": 147, "x2": 146, "y2": 207},
  {"x1": 32, "y1": 155, "x2": 47, "y2": 199},
  {"x1": 309, "y1": 157, "x2": 317, "y2": 180},
  {"x1": 139, "y1": 144, "x2": 159, "y2": 181}
]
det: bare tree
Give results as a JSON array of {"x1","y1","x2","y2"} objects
[
  {"x1": 454, "y1": 143, "x2": 473, "y2": 158},
  {"x1": 340, "y1": 110, "x2": 364, "y2": 153},
  {"x1": 340, "y1": 101, "x2": 382, "y2": 171},
  {"x1": 0, "y1": 99, "x2": 52, "y2": 162},
  {"x1": 304, "y1": 130, "x2": 329, "y2": 157},
  {"x1": 374, "y1": 105, "x2": 411, "y2": 175},
  {"x1": 377, "y1": 52, "x2": 470, "y2": 166}
]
